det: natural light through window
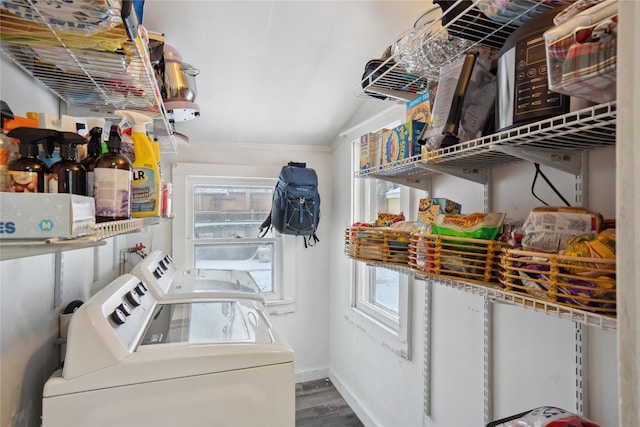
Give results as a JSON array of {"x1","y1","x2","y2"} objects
[
  {"x1": 172, "y1": 163, "x2": 297, "y2": 311},
  {"x1": 350, "y1": 132, "x2": 411, "y2": 358},
  {"x1": 192, "y1": 184, "x2": 275, "y2": 293}
]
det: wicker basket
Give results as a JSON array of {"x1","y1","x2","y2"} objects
[
  {"x1": 344, "y1": 226, "x2": 412, "y2": 266},
  {"x1": 409, "y1": 233, "x2": 504, "y2": 284},
  {"x1": 499, "y1": 248, "x2": 616, "y2": 316}
]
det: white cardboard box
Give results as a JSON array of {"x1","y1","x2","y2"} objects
[{"x1": 0, "y1": 193, "x2": 95, "y2": 239}]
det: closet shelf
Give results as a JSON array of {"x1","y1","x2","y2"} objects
[
  {"x1": 358, "y1": 101, "x2": 616, "y2": 186},
  {"x1": 358, "y1": 0, "x2": 571, "y2": 102},
  {"x1": 356, "y1": 259, "x2": 617, "y2": 332},
  {"x1": 0, "y1": 0, "x2": 177, "y2": 152},
  {"x1": 0, "y1": 217, "x2": 168, "y2": 261}
]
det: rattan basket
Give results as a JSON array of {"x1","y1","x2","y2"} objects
[
  {"x1": 409, "y1": 233, "x2": 504, "y2": 284},
  {"x1": 344, "y1": 226, "x2": 412, "y2": 266},
  {"x1": 499, "y1": 248, "x2": 616, "y2": 316}
]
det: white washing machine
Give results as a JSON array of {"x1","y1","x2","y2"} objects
[
  {"x1": 42, "y1": 274, "x2": 294, "y2": 427},
  {"x1": 130, "y1": 250, "x2": 265, "y2": 302}
]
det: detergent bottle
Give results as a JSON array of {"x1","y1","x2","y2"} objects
[{"x1": 115, "y1": 110, "x2": 160, "y2": 217}]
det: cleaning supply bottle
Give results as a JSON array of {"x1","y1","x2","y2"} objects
[
  {"x1": 28, "y1": 112, "x2": 77, "y2": 168},
  {"x1": 49, "y1": 132, "x2": 88, "y2": 195},
  {"x1": 81, "y1": 126, "x2": 104, "y2": 197},
  {"x1": 93, "y1": 124, "x2": 133, "y2": 223},
  {"x1": 6, "y1": 127, "x2": 56, "y2": 193},
  {"x1": 115, "y1": 110, "x2": 160, "y2": 217}
]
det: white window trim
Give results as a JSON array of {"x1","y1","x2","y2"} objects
[
  {"x1": 172, "y1": 163, "x2": 296, "y2": 314},
  {"x1": 347, "y1": 136, "x2": 413, "y2": 359}
]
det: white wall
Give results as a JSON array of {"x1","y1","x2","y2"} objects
[
  {"x1": 0, "y1": 55, "x2": 333, "y2": 425},
  {"x1": 328, "y1": 104, "x2": 618, "y2": 426},
  {"x1": 163, "y1": 140, "x2": 333, "y2": 382}
]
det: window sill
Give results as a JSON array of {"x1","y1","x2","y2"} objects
[
  {"x1": 347, "y1": 306, "x2": 410, "y2": 359},
  {"x1": 266, "y1": 299, "x2": 296, "y2": 315}
]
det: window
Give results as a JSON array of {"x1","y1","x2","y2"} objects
[
  {"x1": 192, "y1": 182, "x2": 275, "y2": 293},
  {"x1": 349, "y1": 137, "x2": 412, "y2": 358},
  {"x1": 172, "y1": 164, "x2": 296, "y2": 310}
]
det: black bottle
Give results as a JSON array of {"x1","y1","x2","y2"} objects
[
  {"x1": 94, "y1": 125, "x2": 133, "y2": 222},
  {"x1": 49, "y1": 132, "x2": 88, "y2": 195},
  {"x1": 6, "y1": 127, "x2": 56, "y2": 193},
  {"x1": 81, "y1": 127, "x2": 104, "y2": 197}
]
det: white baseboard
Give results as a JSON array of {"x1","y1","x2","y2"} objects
[
  {"x1": 295, "y1": 367, "x2": 329, "y2": 383},
  {"x1": 329, "y1": 370, "x2": 379, "y2": 427}
]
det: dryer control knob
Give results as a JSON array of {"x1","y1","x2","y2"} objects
[
  {"x1": 111, "y1": 308, "x2": 127, "y2": 325},
  {"x1": 125, "y1": 290, "x2": 142, "y2": 307},
  {"x1": 118, "y1": 302, "x2": 132, "y2": 316}
]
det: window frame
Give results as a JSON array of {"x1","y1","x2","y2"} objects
[
  {"x1": 347, "y1": 134, "x2": 413, "y2": 359},
  {"x1": 172, "y1": 163, "x2": 296, "y2": 313}
]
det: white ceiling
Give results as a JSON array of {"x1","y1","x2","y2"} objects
[{"x1": 140, "y1": 1, "x2": 429, "y2": 146}]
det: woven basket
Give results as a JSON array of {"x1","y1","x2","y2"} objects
[
  {"x1": 499, "y1": 248, "x2": 616, "y2": 316},
  {"x1": 409, "y1": 233, "x2": 504, "y2": 284},
  {"x1": 344, "y1": 226, "x2": 412, "y2": 266}
]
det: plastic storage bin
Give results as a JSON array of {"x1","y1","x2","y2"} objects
[{"x1": 544, "y1": 0, "x2": 617, "y2": 103}]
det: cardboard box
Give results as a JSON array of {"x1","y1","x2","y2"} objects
[
  {"x1": 367, "y1": 131, "x2": 382, "y2": 171},
  {"x1": 417, "y1": 198, "x2": 462, "y2": 227},
  {"x1": 359, "y1": 134, "x2": 370, "y2": 172},
  {"x1": 0, "y1": 193, "x2": 96, "y2": 239},
  {"x1": 382, "y1": 124, "x2": 409, "y2": 166},
  {"x1": 406, "y1": 92, "x2": 431, "y2": 124},
  {"x1": 382, "y1": 122, "x2": 427, "y2": 166}
]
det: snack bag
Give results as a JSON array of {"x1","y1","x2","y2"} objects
[{"x1": 431, "y1": 212, "x2": 506, "y2": 240}]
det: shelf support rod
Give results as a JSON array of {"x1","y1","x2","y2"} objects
[
  {"x1": 484, "y1": 297, "x2": 493, "y2": 425},
  {"x1": 575, "y1": 322, "x2": 587, "y2": 416},
  {"x1": 53, "y1": 252, "x2": 63, "y2": 309},
  {"x1": 423, "y1": 279, "x2": 433, "y2": 419}
]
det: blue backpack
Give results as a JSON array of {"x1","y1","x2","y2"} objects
[{"x1": 259, "y1": 162, "x2": 320, "y2": 247}]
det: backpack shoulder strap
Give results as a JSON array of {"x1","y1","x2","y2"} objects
[
  {"x1": 258, "y1": 213, "x2": 272, "y2": 238},
  {"x1": 304, "y1": 233, "x2": 319, "y2": 248}
]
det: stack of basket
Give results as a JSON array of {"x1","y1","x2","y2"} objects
[
  {"x1": 409, "y1": 233, "x2": 505, "y2": 284},
  {"x1": 344, "y1": 226, "x2": 412, "y2": 266}
]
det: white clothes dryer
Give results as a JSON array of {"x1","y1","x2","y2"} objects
[
  {"x1": 42, "y1": 274, "x2": 294, "y2": 427},
  {"x1": 130, "y1": 250, "x2": 265, "y2": 302}
]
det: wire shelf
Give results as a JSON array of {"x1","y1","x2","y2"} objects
[
  {"x1": 358, "y1": 0, "x2": 576, "y2": 101},
  {"x1": 0, "y1": 0, "x2": 176, "y2": 152},
  {"x1": 351, "y1": 258, "x2": 616, "y2": 332},
  {"x1": 357, "y1": 101, "x2": 616, "y2": 183}
]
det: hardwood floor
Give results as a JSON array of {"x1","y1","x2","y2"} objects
[{"x1": 295, "y1": 378, "x2": 364, "y2": 427}]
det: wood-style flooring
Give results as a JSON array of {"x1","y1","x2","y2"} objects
[{"x1": 295, "y1": 378, "x2": 364, "y2": 427}]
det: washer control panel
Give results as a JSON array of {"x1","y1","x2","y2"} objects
[
  {"x1": 62, "y1": 274, "x2": 158, "y2": 379},
  {"x1": 130, "y1": 251, "x2": 176, "y2": 299}
]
